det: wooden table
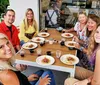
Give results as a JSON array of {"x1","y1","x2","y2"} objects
[{"x1": 15, "y1": 29, "x2": 77, "y2": 77}]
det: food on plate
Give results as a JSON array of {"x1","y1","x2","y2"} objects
[
  {"x1": 67, "y1": 57, "x2": 75, "y2": 61},
  {"x1": 65, "y1": 34, "x2": 70, "y2": 36},
  {"x1": 26, "y1": 44, "x2": 34, "y2": 48},
  {"x1": 42, "y1": 57, "x2": 50, "y2": 63},
  {"x1": 36, "y1": 38, "x2": 40, "y2": 41},
  {"x1": 68, "y1": 43, "x2": 75, "y2": 46},
  {"x1": 66, "y1": 57, "x2": 75, "y2": 64},
  {"x1": 42, "y1": 33, "x2": 46, "y2": 36}
]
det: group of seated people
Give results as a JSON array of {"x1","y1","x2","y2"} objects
[
  {"x1": 0, "y1": 7, "x2": 100, "y2": 85},
  {"x1": 0, "y1": 8, "x2": 55, "y2": 85},
  {"x1": 64, "y1": 11, "x2": 100, "y2": 85}
]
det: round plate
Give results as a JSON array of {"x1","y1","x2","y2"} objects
[
  {"x1": 60, "y1": 54, "x2": 79, "y2": 65},
  {"x1": 36, "y1": 55, "x2": 55, "y2": 66},
  {"x1": 22, "y1": 42, "x2": 38, "y2": 49},
  {"x1": 61, "y1": 33, "x2": 73, "y2": 38},
  {"x1": 32, "y1": 37, "x2": 45, "y2": 43},
  {"x1": 65, "y1": 41, "x2": 76, "y2": 48},
  {"x1": 38, "y1": 32, "x2": 50, "y2": 38}
]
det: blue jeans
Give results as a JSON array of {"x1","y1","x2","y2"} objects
[
  {"x1": 20, "y1": 40, "x2": 25, "y2": 46},
  {"x1": 30, "y1": 70, "x2": 56, "y2": 85}
]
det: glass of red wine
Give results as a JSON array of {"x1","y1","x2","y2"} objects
[{"x1": 20, "y1": 51, "x2": 25, "y2": 57}]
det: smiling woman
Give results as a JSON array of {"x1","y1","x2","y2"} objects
[{"x1": 0, "y1": 33, "x2": 56, "y2": 85}]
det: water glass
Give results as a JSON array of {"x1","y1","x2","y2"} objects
[
  {"x1": 45, "y1": 28, "x2": 48, "y2": 32},
  {"x1": 49, "y1": 38, "x2": 54, "y2": 44},
  {"x1": 36, "y1": 48, "x2": 42, "y2": 56},
  {"x1": 56, "y1": 50, "x2": 61, "y2": 58}
]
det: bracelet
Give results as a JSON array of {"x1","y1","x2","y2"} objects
[{"x1": 79, "y1": 46, "x2": 84, "y2": 51}]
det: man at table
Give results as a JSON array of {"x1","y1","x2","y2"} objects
[{"x1": 0, "y1": 9, "x2": 20, "y2": 52}]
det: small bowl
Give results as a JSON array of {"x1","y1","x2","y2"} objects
[
  {"x1": 56, "y1": 27, "x2": 63, "y2": 31},
  {"x1": 46, "y1": 51, "x2": 52, "y2": 56},
  {"x1": 29, "y1": 49, "x2": 34, "y2": 53}
]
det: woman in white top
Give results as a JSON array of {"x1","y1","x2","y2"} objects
[{"x1": 64, "y1": 11, "x2": 87, "y2": 43}]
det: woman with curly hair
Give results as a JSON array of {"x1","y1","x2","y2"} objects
[
  {"x1": 18, "y1": 8, "x2": 38, "y2": 45},
  {"x1": 64, "y1": 24, "x2": 100, "y2": 85}
]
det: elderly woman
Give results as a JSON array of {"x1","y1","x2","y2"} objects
[
  {"x1": 19, "y1": 8, "x2": 38, "y2": 45},
  {"x1": 0, "y1": 33, "x2": 55, "y2": 85}
]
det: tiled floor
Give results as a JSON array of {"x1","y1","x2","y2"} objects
[{"x1": 22, "y1": 66, "x2": 69, "y2": 85}]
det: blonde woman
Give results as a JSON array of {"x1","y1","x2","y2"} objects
[
  {"x1": 19, "y1": 8, "x2": 38, "y2": 45},
  {"x1": 64, "y1": 24, "x2": 100, "y2": 85},
  {"x1": 64, "y1": 11, "x2": 87, "y2": 45},
  {"x1": 0, "y1": 33, "x2": 56, "y2": 85}
]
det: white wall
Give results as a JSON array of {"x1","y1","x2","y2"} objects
[{"x1": 9, "y1": 0, "x2": 40, "y2": 28}]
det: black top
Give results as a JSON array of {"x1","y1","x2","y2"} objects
[
  {"x1": 0, "y1": 71, "x2": 31, "y2": 85},
  {"x1": 7, "y1": 26, "x2": 12, "y2": 38}
]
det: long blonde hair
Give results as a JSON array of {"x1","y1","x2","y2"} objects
[
  {"x1": 24, "y1": 8, "x2": 37, "y2": 31},
  {"x1": 87, "y1": 24, "x2": 100, "y2": 59},
  {"x1": 0, "y1": 33, "x2": 17, "y2": 71}
]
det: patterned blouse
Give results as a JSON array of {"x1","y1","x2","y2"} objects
[{"x1": 74, "y1": 22, "x2": 87, "y2": 41}]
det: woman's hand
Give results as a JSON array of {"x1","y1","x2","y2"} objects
[
  {"x1": 15, "y1": 64, "x2": 27, "y2": 71},
  {"x1": 74, "y1": 43, "x2": 81, "y2": 49},
  {"x1": 73, "y1": 36, "x2": 79, "y2": 43},
  {"x1": 73, "y1": 79, "x2": 88, "y2": 85},
  {"x1": 28, "y1": 74, "x2": 39, "y2": 81},
  {"x1": 39, "y1": 75, "x2": 51, "y2": 85}
]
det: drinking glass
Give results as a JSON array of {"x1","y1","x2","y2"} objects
[
  {"x1": 20, "y1": 50, "x2": 25, "y2": 57},
  {"x1": 29, "y1": 49, "x2": 34, "y2": 53},
  {"x1": 36, "y1": 48, "x2": 42, "y2": 56},
  {"x1": 45, "y1": 28, "x2": 48, "y2": 32},
  {"x1": 56, "y1": 50, "x2": 61, "y2": 58}
]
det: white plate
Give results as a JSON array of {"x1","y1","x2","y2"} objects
[
  {"x1": 61, "y1": 33, "x2": 73, "y2": 38},
  {"x1": 38, "y1": 32, "x2": 50, "y2": 37},
  {"x1": 65, "y1": 41, "x2": 76, "y2": 48},
  {"x1": 32, "y1": 37, "x2": 45, "y2": 43},
  {"x1": 22, "y1": 42, "x2": 38, "y2": 49},
  {"x1": 36, "y1": 55, "x2": 55, "y2": 66},
  {"x1": 60, "y1": 54, "x2": 79, "y2": 65}
]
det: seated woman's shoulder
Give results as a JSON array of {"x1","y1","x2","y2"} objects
[
  {"x1": 0, "y1": 70, "x2": 19, "y2": 85},
  {"x1": 96, "y1": 48, "x2": 100, "y2": 57}
]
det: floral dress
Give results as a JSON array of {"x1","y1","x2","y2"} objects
[{"x1": 77, "y1": 37, "x2": 93, "y2": 71}]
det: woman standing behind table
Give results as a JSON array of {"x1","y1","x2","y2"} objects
[
  {"x1": 0, "y1": 33, "x2": 56, "y2": 85},
  {"x1": 64, "y1": 24, "x2": 100, "y2": 85},
  {"x1": 19, "y1": 8, "x2": 38, "y2": 45}
]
